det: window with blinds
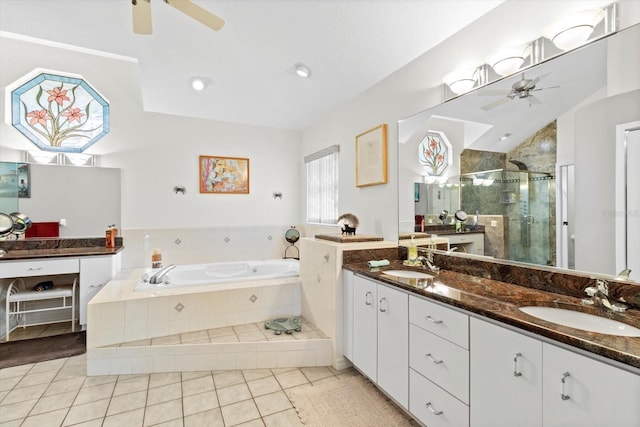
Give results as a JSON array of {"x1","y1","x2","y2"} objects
[{"x1": 305, "y1": 145, "x2": 339, "y2": 224}]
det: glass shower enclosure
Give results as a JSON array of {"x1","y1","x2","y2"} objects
[{"x1": 460, "y1": 169, "x2": 555, "y2": 266}]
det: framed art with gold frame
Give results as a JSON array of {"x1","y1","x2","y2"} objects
[
  {"x1": 356, "y1": 124, "x2": 388, "y2": 187},
  {"x1": 199, "y1": 155, "x2": 250, "y2": 194}
]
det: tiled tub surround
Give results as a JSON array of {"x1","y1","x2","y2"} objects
[
  {"x1": 120, "y1": 226, "x2": 298, "y2": 270},
  {"x1": 86, "y1": 268, "x2": 332, "y2": 375},
  {"x1": 344, "y1": 249, "x2": 640, "y2": 371}
]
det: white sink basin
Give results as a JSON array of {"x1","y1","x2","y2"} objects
[
  {"x1": 520, "y1": 306, "x2": 640, "y2": 337},
  {"x1": 383, "y1": 270, "x2": 433, "y2": 280}
]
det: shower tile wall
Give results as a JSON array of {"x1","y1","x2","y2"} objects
[
  {"x1": 459, "y1": 121, "x2": 557, "y2": 266},
  {"x1": 121, "y1": 226, "x2": 297, "y2": 269}
]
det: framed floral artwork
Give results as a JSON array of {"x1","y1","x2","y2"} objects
[
  {"x1": 418, "y1": 130, "x2": 452, "y2": 176},
  {"x1": 356, "y1": 124, "x2": 388, "y2": 187},
  {"x1": 199, "y1": 156, "x2": 250, "y2": 194}
]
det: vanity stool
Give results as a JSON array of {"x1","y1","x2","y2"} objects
[{"x1": 5, "y1": 277, "x2": 77, "y2": 341}]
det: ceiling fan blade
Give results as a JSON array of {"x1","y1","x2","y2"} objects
[
  {"x1": 478, "y1": 89, "x2": 511, "y2": 97},
  {"x1": 165, "y1": 0, "x2": 225, "y2": 31},
  {"x1": 528, "y1": 96, "x2": 542, "y2": 106},
  {"x1": 132, "y1": 0, "x2": 152, "y2": 35},
  {"x1": 533, "y1": 85, "x2": 561, "y2": 92},
  {"x1": 481, "y1": 97, "x2": 512, "y2": 111}
]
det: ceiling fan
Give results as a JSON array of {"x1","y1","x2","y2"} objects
[
  {"x1": 132, "y1": 0, "x2": 225, "y2": 35},
  {"x1": 480, "y1": 73, "x2": 559, "y2": 111}
]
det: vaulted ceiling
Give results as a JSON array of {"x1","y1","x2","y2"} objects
[{"x1": 0, "y1": 0, "x2": 504, "y2": 130}]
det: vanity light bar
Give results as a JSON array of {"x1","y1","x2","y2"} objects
[{"x1": 442, "y1": 2, "x2": 617, "y2": 101}]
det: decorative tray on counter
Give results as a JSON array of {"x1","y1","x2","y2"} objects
[{"x1": 315, "y1": 234, "x2": 384, "y2": 243}]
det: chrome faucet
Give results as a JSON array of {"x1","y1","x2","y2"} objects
[
  {"x1": 584, "y1": 279, "x2": 628, "y2": 312},
  {"x1": 417, "y1": 251, "x2": 440, "y2": 273},
  {"x1": 617, "y1": 268, "x2": 632, "y2": 279},
  {"x1": 149, "y1": 264, "x2": 176, "y2": 284}
]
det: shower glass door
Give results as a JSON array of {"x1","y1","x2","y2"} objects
[{"x1": 503, "y1": 171, "x2": 554, "y2": 265}]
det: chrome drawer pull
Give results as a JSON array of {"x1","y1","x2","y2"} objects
[
  {"x1": 425, "y1": 353, "x2": 444, "y2": 364},
  {"x1": 379, "y1": 297, "x2": 387, "y2": 312},
  {"x1": 365, "y1": 291, "x2": 373, "y2": 306},
  {"x1": 28, "y1": 267, "x2": 44, "y2": 271},
  {"x1": 89, "y1": 283, "x2": 104, "y2": 288},
  {"x1": 425, "y1": 315, "x2": 443, "y2": 324},
  {"x1": 561, "y1": 372, "x2": 570, "y2": 400},
  {"x1": 426, "y1": 402, "x2": 443, "y2": 415},
  {"x1": 513, "y1": 352, "x2": 523, "y2": 377}
]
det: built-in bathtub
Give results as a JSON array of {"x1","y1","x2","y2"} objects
[
  {"x1": 136, "y1": 258, "x2": 299, "y2": 291},
  {"x1": 86, "y1": 258, "x2": 333, "y2": 374}
]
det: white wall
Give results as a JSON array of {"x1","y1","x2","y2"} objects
[{"x1": 0, "y1": 35, "x2": 302, "y2": 265}]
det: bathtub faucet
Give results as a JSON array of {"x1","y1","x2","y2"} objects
[{"x1": 149, "y1": 264, "x2": 176, "y2": 284}]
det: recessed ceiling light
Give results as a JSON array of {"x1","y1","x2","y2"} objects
[
  {"x1": 295, "y1": 63, "x2": 311, "y2": 78},
  {"x1": 499, "y1": 133, "x2": 512, "y2": 141},
  {"x1": 190, "y1": 77, "x2": 209, "y2": 91}
]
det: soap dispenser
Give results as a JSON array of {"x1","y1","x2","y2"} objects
[{"x1": 408, "y1": 235, "x2": 418, "y2": 261}]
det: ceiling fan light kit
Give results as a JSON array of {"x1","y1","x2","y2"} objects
[{"x1": 442, "y1": 2, "x2": 615, "y2": 101}]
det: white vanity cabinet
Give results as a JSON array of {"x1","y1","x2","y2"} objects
[
  {"x1": 542, "y1": 343, "x2": 640, "y2": 427},
  {"x1": 1, "y1": 253, "x2": 121, "y2": 333},
  {"x1": 470, "y1": 317, "x2": 543, "y2": 427},
  {"x1": 344, "y1": 270, "x2": 640, "y2": 427},
  {"x1": 352, "y1": 274, "x2": 408, "y2": 409},
  {"x1": 343, "y1": 270, "x2": 354, "y2": 361},
  {"x1": 79, "y1": 255, "x2": 121, "y2": 326},
  {"x1": 409, "y1": 295, "x2": 470, "y2": 427},
  {"x1": 470, "y1": 317, "x2": 640, "y2": 427},
  {"x1": 446, "y1": 233, "x2": 484, "y2": 255}
]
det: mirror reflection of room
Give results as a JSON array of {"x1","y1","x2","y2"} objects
[{"x1": 400, "y1": 24, "x2": 640, "y2": 281}]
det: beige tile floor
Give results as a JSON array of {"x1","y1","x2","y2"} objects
[{"x1": 0, "y1": 353, "x2": 369, "y2": 426}]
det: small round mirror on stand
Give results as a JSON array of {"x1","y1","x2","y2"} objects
[
  {"x1": 284, "y1": 226, "x2": 300, "y2": 259},
  {"x1": 454, "y1": 209, "x2": 468, "y2": 232}
]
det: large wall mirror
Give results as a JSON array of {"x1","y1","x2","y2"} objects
[
  {"x1": 0, "y1": 162, "x2": 121, "y2": 238},
  {"x1": 398, "y1": 24, "x2": 640, "y2": 282}
]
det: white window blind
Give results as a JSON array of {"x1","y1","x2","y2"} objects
[{"x1": 305, "y1": 145, "x2": 339, "y2": 224}]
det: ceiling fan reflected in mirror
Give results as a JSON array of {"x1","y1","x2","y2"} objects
[
  {"x1": 480, "y1": 73, "x2": 559, "y2": 111},
  {"x1": 132, "y1": 0, "x2": 225, "y2": 35}
]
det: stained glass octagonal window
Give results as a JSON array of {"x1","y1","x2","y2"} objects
[
  {"x1": 9, "y1": 70, "x2": 109, "y2": 153},
  {"x1": 418, "y1": 130, "x2": 453, "y2": 176}
]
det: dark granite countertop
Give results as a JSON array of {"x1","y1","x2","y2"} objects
[
  {"x1": 0, "y1": 246, "x2": 123, "y2": 260},
  {"x1": 344, "y1": 260, "x2": 640, "y2": 372},
  {"x1": 0, "y1": 238, "x2": 124, "y2": 260}
]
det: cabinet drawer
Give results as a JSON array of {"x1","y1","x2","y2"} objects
[
  {"x1": 0, "y1": 258, "x2": 80, "y2": 278},
  {"x1": 410, "y1": 369, "x2": 469, "y2": 427},
  {"x1": 410, "y1": 295, "x2": 469, "y2": 349},
  {"x1": 410, "y1": 324, "x2": 469, "y2": 404},
  {"x1": 447, "y1": 234, "x2": 477, "y2": 245}
]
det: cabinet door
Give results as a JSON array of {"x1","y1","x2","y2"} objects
[
  {"x1": 470, "y1": 318, "x2": 542, "y2": 427},
  {"x1": 343, "y1": 270, "x2": 354, "y2": 361},
  {"x1": 79, "y1": 255, "x2": 118, "y2": 326},
  {"x1": 542, "y1": 343, "x2": 640, "y2": 427},
  {"x1": 377, "y1": 284, "x2": 408, "y2": 409},
  {"x1": 352, "y1": 275, "x2": 377, "y2": 381}
]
